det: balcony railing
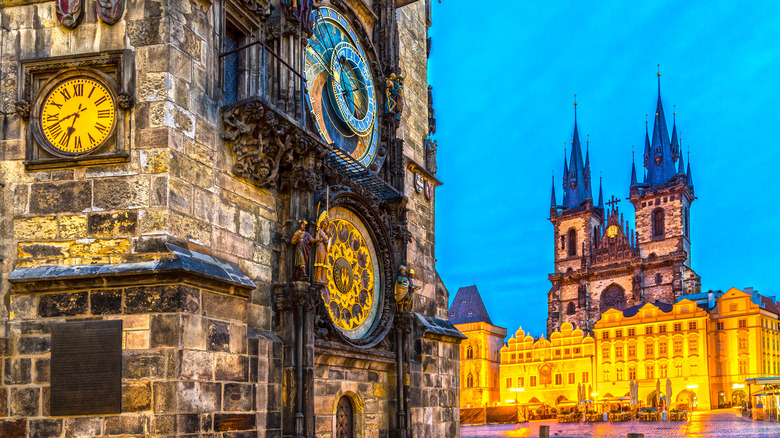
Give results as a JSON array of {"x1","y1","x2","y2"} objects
[{"x1": 220, "y1": 39, "x2": 308, "y2": 126}]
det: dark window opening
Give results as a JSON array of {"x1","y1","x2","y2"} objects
[
  {"x1": 655, "y1": 273, "x2": 662, "y2": 285},
  {"x1": 560, "y1": 235, "x2": 566, "y2": 250},
  {"x1": 223, "y1": 22, "x2": 246, "y2": 105},
  {"x1": 567, "y1": 302, "x2": 576, "y2": 315},
  {"x1": 652, "y1": 208, "x2": 665, "y2": 237},
  {"x1": 568, "y1": 229, "x2": 577, "y2": 257}
]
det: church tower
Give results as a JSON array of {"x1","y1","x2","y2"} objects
[
  {"x1": 548, "y1": 101, "x2": 604, "y2": 334},
  {"x1": 628, "y1": 73, "x2": 700, "y2": 303}
]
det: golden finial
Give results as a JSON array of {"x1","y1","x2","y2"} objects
[{"x1": 657, "y1": 64, "x2": 661, "y2": 76}]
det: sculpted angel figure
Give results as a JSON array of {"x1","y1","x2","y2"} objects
[
  {"x1": 291, "y1": 219, "x2": 313, "y2": 280},
  {"x1": 311, "y1": 211, "x2": 332, "y2": 285}
]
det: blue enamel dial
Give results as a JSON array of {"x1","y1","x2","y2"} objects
[{"x1": 305, "y1": 7, "x2": 379, "y2": 169}]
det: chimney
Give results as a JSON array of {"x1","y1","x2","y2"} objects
[{"x1": 708, "y1": 290, "x2": 714, "y2": 308}]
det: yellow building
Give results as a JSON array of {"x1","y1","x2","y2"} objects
[
  {"x1": 594, "y1": 300, "x2": 711, "y2": 410},
  {"x1": 500, "y1": 323, "x2": 595, "y2": 409},
  {"x1": 707, "y1": 287, "x2": 780, "y2": 408},
  {"x1": 451, "y1": 286, "x2": 507, "y2": 408}
]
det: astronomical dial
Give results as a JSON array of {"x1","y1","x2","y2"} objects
[
  {"x1": 305, "y1": 6, "x2": 379, "y2": 169},
  {"x1": 38, "y1": 77, "x2": 117, "y2": 155}
]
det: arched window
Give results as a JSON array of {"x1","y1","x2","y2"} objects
[
  {"x1": 466, "y1": 345, "x2": 473, "y2": 359},
  {"x1": 466, "y1": 373, "x2": 473, "y2": 388},
  {"x1": 568, "y1": 229, "x2": 577, "y2": 256},
  {"x1": 600, "y1": 284, "x2": 627, "y2": 314},
  {"x1": 655, "y1": 273, "x2": 662, "y2": 285},
  {"x1": 567, "y1": 302, "x2": 576, "y2": 315},
  {"x1": 684, "y1": 207, "x2": 690, "y2": 237},
  {"x1": 652, "y1": 208, "x2": 665, "y2": 237}
]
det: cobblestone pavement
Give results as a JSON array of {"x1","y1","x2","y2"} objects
[{"x1": 461, "y1": 409, "x2": 780, "y2": 437}]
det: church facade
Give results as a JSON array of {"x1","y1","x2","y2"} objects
[
  {"x1": 548, "y1": 77, "x2": 701, "y2": 336},
  {"x1": 0, "y1": 0, "x2": 462, "y2": 437}
]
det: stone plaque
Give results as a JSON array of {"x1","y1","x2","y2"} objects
[{"x1": 51, "y1": 320, "x2": 122, "y2": 415}]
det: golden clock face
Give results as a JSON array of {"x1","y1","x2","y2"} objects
[
  {"x1": 39, "y1": 77, "x2": 117, "y2": 154},
  {"x1": 322, "y1": 206, "x2": 381, "y2": 341},
  {"x1": 607, "y1": 225, "x2": 619, "y2": 238}
]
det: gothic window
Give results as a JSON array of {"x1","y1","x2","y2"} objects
[
  {"x1": 684, "y1": 207, "x2": 690, "y2": 237},
  {"x1": 466, "y1": 345, "x2": 473, "y2": 359},
  {"x1": 466, "y1": 373, "x2": 474, "y2": 388},
  {"x1": 567, "y1": 302, "x2": 576, "y2": 315},
  {"x1": 655, "y1": 273, "x2": 662, "y2": 285},
  {"x1": 652, "y1": 208, "x2": 665, "y2": 237},
  {"x1": 567, "y1": 229, "x2": 577, "y2": 256},
  {"x1": 222, "y1": 22, "x2": 245, "y2": 105},
  {"x1": 336, "y1": 396, "x2": 354, "y2": 438},
  {"x1": 599, "y1": 285, "x2": 626, "y2": 314}
]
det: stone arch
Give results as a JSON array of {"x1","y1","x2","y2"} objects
[
  {"x1": 331, "y1": 390, "x2": 365, "y2": 438},
  {"x1": 567, "y1": 302, "x2": 576, "y2": 315},
  {"x1": 600, "y1": 284, "x2": 627, "y2": 314},
  {"x1": 567, "y1": 228, "x2": 577, "y2": 256},
  {"x1": 556, "y1": 395, "x2": 568, "y2": 405},
  {"x1": 652, "y1": 207, "x2": 665, "y2": 236}
]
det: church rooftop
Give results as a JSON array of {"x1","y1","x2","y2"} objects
[{"x1": 450, "y1": 285, "x2": 494, "y2": 325}]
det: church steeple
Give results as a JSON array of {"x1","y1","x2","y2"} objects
[
  {"x1": 550, "y1": 173, "x2": 557, "y2": 209},
  {"x1": 630, "y1": 150, "x2": 639, "y2": 188},
  {"x1": 645, "y1": 70, "x2": 677, "y2": 187},
  {"x1": 562, "y1": 98, "x2": 591, "y2": 209},
  {"x1": 686, "y1": 151, "x2": 694, "y2": 188},
  {"x1": 671, "y1": 109, "x2": 681, "y2": 162},
  {"x1": 597, "y1": 175, "x2": 604, "y2": 209}
]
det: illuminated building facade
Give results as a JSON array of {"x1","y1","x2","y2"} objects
[{"x1": 452, "y1": 286, "x2": 507, "y2": 408}]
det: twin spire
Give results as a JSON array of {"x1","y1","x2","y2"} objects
[{"x1": 554, "y1": 97, "x2": 594, "y2": 210}]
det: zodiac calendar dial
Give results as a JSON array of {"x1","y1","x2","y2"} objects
[
  {"x1": 322, "y1": 206, "x2": 381, "y2": 341},
  {"x1": 305, "y1": 6, "x2": 379, "y2": 169}
]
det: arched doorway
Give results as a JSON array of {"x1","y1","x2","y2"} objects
[
  {"x1": 600, "y1": 285, "x2": 627, "y2": 314},
  {"x1": 732, "y1": 390, "x2": 746, "y2": 407},
  {"x1": 336, "y1": 396, "x2": 353, "y2": 438},
  {"x1": 646, "y1": 390, "x2": 660, "y2": 407},
  {"x1": 676, "y1": 389, "x2": 697, "y2": 410}
]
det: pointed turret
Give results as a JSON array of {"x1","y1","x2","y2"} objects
[
  {"x1": 643, "y1": 121, "x2": 651, "y2": 170},
  {"x1": 562, "y1": 99, "x2": 591, "y2": 209},
  {"x1": 645, "y1": 71, "x2": 678, "y2": 187},
  {"x1": 671, "y1": 111, "x2": 680, "y2": 162},
  {"x1": 584, "y1": 140, "x2": 593, "y2": 201},
  {"x1": 630, "y1": 154, "x2": 639, "y2": 188},
  {"x1": 686, "y1": 152, "x2": 694, "y2": 187},
  {"x1": 676, "y1": 148, "x2": 685, "y2": 176},
  {"x1": 597, "y1": 176, "x2": 604, "y2": 209},
  {"x1": 550, "y1": 174, "x2": 557, "y2": 209},
  {"x1": 562, "y1": 150, "x2": 569, "y2": 205}
]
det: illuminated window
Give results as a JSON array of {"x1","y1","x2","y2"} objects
[
  {"x1": 602, "y1": 345, "x2": 610, "y2": 360},
  {"x1": 739, "y1": 337, "x2": 748, "y2": 349},
  {"x1": 659, "y1": 342, "x2": 667, "y2": 355},
  {"x1": 466, "y1": 373, "x2": 473, "y2": 387},
  {"x1": 467, "y1": 346, "x2": 473, "y2": 359},
  {"x1": 604, "y1": 369, "x2": 610, "y2": 381},
  {"x1": 739, "y1": 319, "x2": 747, "y2": 328},
  {"x1": 658, "y1": 325, "x2": 667, "y2": 333},
  {"x1": 675, "y1": 363, "x2": 683, "y2": 377},
  {"x1": 645, "y1": 364, "x2": 654, "y2": 379},
  {"x1": 645, "y1": 326, "x2": 653, "y2": 335},
  {"x1": 568, "y1": 373, "x2": 575, "y2": 384},
  {"x1": 555, "y1": 374, "x2": 562, "y2": 385},
  {"x1": 567, "y1": 302, "x2": 576, "y2": 315},
  {"x1": 519, "y1": 377, "x2": 524, "y2": 387},
  {"x1": 716, "y1": 322, "x2": 724, "y2": 330},
  {"x1": 574, "y1": 347, "x2": 580, "y2": 354},
  {"x1": 674, "y1": 323, "x2": 682, "y2": 331},
  {"x1": 645, "y1": 342, "x2": 654, "y2": 357},
  {"x1": 506, "y1": 378, "x2": 512, "y2": 388},
  {"x1": 564, "y1": 348, "x2": 570, "y2": 355},
  {"x1": 739, "y1": 360, "x2": 748, "y2": 374},
  {"x1": 530, "y1": 376, "x2": 537, "y2": 387},
  {"x1": 689, "y1": 339, "x2": 698, "y2": 354},
  {"x1": 673, "y1": 339, "x2": 683, "y2": 354},
  {"x1": 717, "y1": 339, "x2": 725, "y2": 352},
  {"x1": 690, "y1": 363, "x2": 698, "y2": 375},
  {"x1": 655, "y1": 273, "x2": 662, "y2": 285},
  {"x1": 615, "y1": 345, "x2": 624, "y2": 358},
  {"x1": 688, "y1": 321, "x2": 697, "y2": 330},
  {"x1": 615, "y1": 329, "x2": 623, "y2": 338},
  {"x1": 616, "y1": 368, "x2": 624, "y2": 380},
  {"x1": 628, "y1": 367, "x2": 637, "y2": 380},
  {"x1": 555, "y1": 349, "x2": 561, "y2": 356},
  {"x1": 628, "y1": 344, "x2": 636, "y2": 358},
  {"x1": 628, "y1": 328, "x2": 636, "y2": 337},
  {"x1": 660, "y1": 364, "x2": 668, "y2": 378},
  {"x1": 602, "y1": 331, "x2": 610, "y2": 339},
  {"x1": 526, "y1": 352, "x2": 531, "y2": 359},
  {"x1": 582, "y1": 372, "x2": 589, "y2": 383}
]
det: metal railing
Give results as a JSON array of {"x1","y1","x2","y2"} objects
[{"x1": 220, "y1": 39, "x2": 308, "y2": 125}]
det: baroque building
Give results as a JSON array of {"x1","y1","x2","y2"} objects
[
  {"x1": 0, "y1": 0, "x2": 463, "y2": 437},
  {"x1": 548, "y1": 76, "x2": 701, "y2": 335},
  {"x1": 450, "y1": 286, "x2": 506, "y2": 409}
]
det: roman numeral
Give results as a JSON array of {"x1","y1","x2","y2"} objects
[
  {"x1": 58, "y1": 132, "x2": 69, "y2": 147},
  {"x1": 95, "y1": 123, "x2": 108, "y2": 134},
  {"x1": 46, "y1": 123, "x2": 63, "y2": 137},
  {"x1": 59, "y1": 89, "x2": 71, "y2": 100},
  {"x1": 73, "y1": 83, "x2": 84, "y2": 96},
  {"x1": 88, "y1": 133, "x2": 96, "y2": 145},
  {"x1": 94, "y1": 96, "x2": 107, "y2": 106},
  {"x1": 88, "y1": 86, "x2": 95, "y2": 98},
  {"x1": 45, "y1": 114, "x2": 58, "y2": 123},
  {"x1": 74, "y1": 136, "x2": 83, "y2": 150},
  {"x1": 98, "y1": 109, "x2": 111, "y2": 118},
  {"x1": 50, "y1": 101, "x2": 62, "y2": 109}
]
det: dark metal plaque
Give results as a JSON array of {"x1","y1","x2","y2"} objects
[{"x1": 51, "y1": 320, "x2": 122, "y2": 416}]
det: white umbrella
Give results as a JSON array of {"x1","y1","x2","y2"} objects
[
  {"x1": 656, "y1": 379, "x2": 661, "y2": 407},
  {"x1": 629, "y1": 380, "x2": 635, "y2": 407},
  {"x1": 666, "y1": 378, "x2": 673, "y2": 411},
  {"x1": 588, "y1": 384, "x2": 593, "y2": 409},
  {"x1": 578, "y1": 383, "x2": 582, "y2": 405}
]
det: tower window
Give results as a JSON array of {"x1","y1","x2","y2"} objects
[
  {"x1": 567, "y1": 302, "x2": 576, "y2": 315},
  {"x1": 655, "y1": 273, "x2": 662, "y2": 285},
  {"x1": 652, "y1": 208, "x2": 665, "y2": 237},
  {"x1": 466, "y1": 345, "x2": 473, "y2": 359},
  {"x1": 684, "y1": 207, "x2": 690, "y2": 237},
  {"x1": 560, "y1": 235, "x2": 566, "y2": 250},
  {"x1": 568, "y1": 229, "x2": 577, "y2": 257},
  {"x1": 467, "y1": 373, "x2": 474, "y2": 388}
]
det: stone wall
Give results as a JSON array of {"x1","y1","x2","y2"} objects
[{"x1": 409, "y1": 336, "x2": 459, "y2": 437}]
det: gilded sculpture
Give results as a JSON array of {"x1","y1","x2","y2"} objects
[
  {"x1": 291, "y1": 219, "x2": 313, "y2": 281},
  {"x1": 394, "y1": 265, "x2": 420, "y2": 312},
  {"x1": 311, "y1": 211, "x2": 332, "y2": 285}
]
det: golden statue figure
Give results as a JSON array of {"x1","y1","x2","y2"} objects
[
  {"x1": 311, "y1": 210, "x2": 332, "y2": 285},
  {"x1": 291, "y1": 219, "x2": 312, "y2": 280},
  {"x1": 394, "y1": 265, "x2": 420, "y2": 312}
]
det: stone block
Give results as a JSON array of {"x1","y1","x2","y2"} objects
[
  {"x1": 179, "y1": 349, "x2": 213, "y2": 380},
  {"x1": 150, "y1": 176, "x2": 168, "y2": 207},
  {"x1": 1, "y1": 359, "x2": 29, "y2": 387},
  {"x1": 19, "y1": 321, "x2": 50, "y2": 335},
  {"x1": 104, "y1": 415, "x2": 146, "y2": 435},
  {"x1": 214, "y1": 414, "x2": 255, "y2": 432},
  {"x1": 213, "y1": 228, "x2": 252, "y2": 260},
  {"x1": 17, "y1": 241, "x2": 71, "y2": 259},
  {"x1": 10, "y1": 387, "x2": 39, "y2": 416},
  {"x1": 230, "y1": 324, "x2": 247, "y2": 354},
  {"x1": 34, "y1": 358, "x2": 50, "y2": 383},
  {"x1": 203, "y1": 292, "x2": 247, "y2": 322},
  {"x1": 29, "y1": 419, "x2": 62, "y2": 438},
  {"x1": 59, "y1": 215, "x2": 87, "y2": 239},
  {"x1": 223, "y1": 383, "x2": 253, "y2": 411},
  {"x1": 125, "y1": 330, "x2": 151, "y2": 349},
  {"x1": 93, "y1": 176, "x2": 150, "y2": 210},
  {"x1": 127, "y1": 17, "x2": 165, "y2": 46},
  {"x1": 182, "y1": 314, "x2": 207, "y2": 350},
  {"x1": 69, "y1": 238, "x2": 131, "y2": 258},
  {"x1": 176, "y1": 413, "x2": 200, "y2": 434},
  {"x1": 87, "y1": 211, "x2": 139, "y2": 237},
  {"x1": 140, "y1": 149, "x2": 169, "y2": 173},
  {"x1": 139, "y1": 209, "x2": 168, "y2": 234},
  {"x1": 207, "y1": 320, "x2": 229, "y2": 352},
  {"x1": 125, "y1": 285, "x2": 200, "y2": 314},
  {"x1": 38, "y1": 292, "x2": 88, "y2": 317},
  {"x1": 169, "y1": 176, "x2": 193, "y2": 214},
  {"x1": 151, "y1": 414, "x2": 175, "y2": 434},
  {"x1": 123, "y1": 351, "x2": 165, "y2": 379},
  {"x1": 0, "y1": 419, "x2": 26, "y2": 438},
  {"x1": 151, "y1": 314, "x2": 181, "y2": 347},
  {"x1": 122, "y1": 382, "x2": 152, "y2": 412},
  {"x1": 91, "y1": 289, "x2": 122, "y2": 315},
  {"x1": 153, "y1": 381, "x2": 177, "y2": 413},
  {"x1": 29, "y1": 181, "x2": 91, "y2": 214},
  {"x1": 0, "y1": 387, "x2": 7, "y2": 416},
  {"x1": 170, "y1": 151, "x2": 213, "y2": 188},
  {"x1": 169, "y1": 211, "x2": 211, "y2": 246},
  {"x1": 14, "y1": 216, "x2": 57, "y2": 240},
  {"x1": 64, "y1": 417, "x2": 102, "y2": 437},
  {"x1": 214, "y1": 353, "x2": 248, "y2": 381},
  {"x1": 17, "y1": 336, "x2": 50, "y2": 354},
  {"x1": 177, "y1": 381, "x2": 221, "y2": 412}
]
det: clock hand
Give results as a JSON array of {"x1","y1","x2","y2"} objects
[
  {"x1": 57, "y1": 106, "x2": 87, "y2": 123},
  {"x1": 63, "y1": 104, "x2": 82, "y2": 147}
]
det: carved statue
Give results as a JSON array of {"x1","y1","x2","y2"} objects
[
  {"x1": 55, "y1": 0, "x2": 83, "y2": 29},
  {"x1": 311, "y1": 211, "x2": 331, "y2": 285},
  {"x1": 424, "y1": 137, "x2": 438, "y2": 174},
  {"x1": 394, "y1": 265, "x2": 420, "y2": 312},
  {"x1": 428, "y1": 85, "x2": 436, "y2": 135},
  {"x1": 384, "y1": 73, "x2": 404, "y2": 119},
  {"x1": 394, "y1": 76, "x2": 405, "y2": 119},
  {"x1": 291, "y1": 219, "x2": 313, "y2": 280},
  {"x1": 96, "y1": 0, "x2": 124, "y2": 25}
]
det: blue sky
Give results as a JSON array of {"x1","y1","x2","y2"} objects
[{"x1": 429, "y1": 1, "x2": 780, "y2": 339}]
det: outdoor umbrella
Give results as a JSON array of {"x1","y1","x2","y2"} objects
[
  {"x1": 666, "y1": 378, "x2": 673, "y2": 411},
  {"x1": 578, "y1": 383, "x2": 582, "y2": 406},
  {"x1": 588, "y1": 384, "x2": 593, "y2": 409},
  {"x1": 656, "y1": 379, "x2": 661, "y2": 407}
]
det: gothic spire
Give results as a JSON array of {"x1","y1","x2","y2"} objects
[
  {"x1": 645, "y1": 69, "x2": 678, "y2": 186},
  {"x1": 551, "y1": 173, "x2": 557, "y2": 208},
  {"x1": 677, "y1": 146, "x2": 685, "y2": 175},
  {"x1": 671, "y1": 109, "x2": 680, "y2": 162},
  {"x1": 598, "y1": 174, "x2": 604, "y2": 209},
  {"x1": 643, "y1": 117, "x2": 651, "y2": 171},
  {"x1": 562, "y1": 97, "x2": 590, "y2": 209},
  {"x1": 630, "y1": 150, "x2": 639, "y2": 187},
  {"x1": 686, "y1": 151, "x2": 694, "y2": 187}
]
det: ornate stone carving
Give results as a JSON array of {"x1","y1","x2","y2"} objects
[
  {"x1": 15, "y1": 101, "x2": 30, "y2": 119},
  {"x1": 117, "y1": 92, "x2": 134, "y2": 110},
  {"x1": 427, "y1": 85, "x2": 436, "y2": 136},
  {"x1": 424, "y1": 137, "x2": 437, "y2": 175},
  {"x1": 96, "y1": 0, "x2": 124, "y2": 25},
  {"x1": 55, "y1": 0, "x2": 83, "y2": 29}
]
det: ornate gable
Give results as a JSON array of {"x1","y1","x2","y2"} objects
[{"x1": 592, "y1": 207, "x2": 639, "y2": 264}]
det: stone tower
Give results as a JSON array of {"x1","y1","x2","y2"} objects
[
  {"x1": 548, "y1": 78, "x2": 700, "y2": 336},
  {"x1": 0, "y1": 0, "x2": 462, "y2": 437}
]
